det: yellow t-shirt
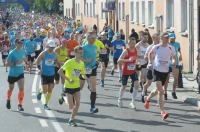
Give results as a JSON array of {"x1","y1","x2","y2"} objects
[
  {"x1": 61, "y1": 58, "x2": 85, "y2": 89},
  {"x1": 94, "y1": 39, "x2": 105, "y2": 59}
]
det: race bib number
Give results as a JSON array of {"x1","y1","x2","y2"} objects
[
  {"x1": 70, "y1": 51, "x2": 75, "y2": 56},
  {"x1": 31, "y1": 52, "x2": 35, "y2": 57},
  {"x1": 127, "y1": 64, "x2": 136, "y2": 70},
  {"x1": 3, "y1": 52, "x2": 8, "y2": 55},
  {"x1": 72, "y1": 69, "x2": 81, "y2": 77},
  {"x1": 116, "y1": 44, "x2": 122, "y2": 50},
  {"x1": 45, "y1": 59, "x2": 54, "y2": 66},
  {"x1": 141, "y1": 51, "x2": 146, "y2": 56},
  {"x1": 85, "y1": 67, "x2": 92, "y2": 74},
  {"x1": 16, "y1": 60, "x2": 24, "y2": 67},
  {"x1": 158, "y1": 60, "x2": 169, "y2": 67},
  {"x1": 36, "y1": 42, "x2": 41, "y2": 50},
  {"x1": 100, "y1": 49, "x2": 107, "y2": 54}
]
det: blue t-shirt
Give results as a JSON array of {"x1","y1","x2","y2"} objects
[
  {"x1": 82, "y1": 44, "x2": 97, "y2": 68},
  {"x1": 108, "y1": 28, "x2": 113, "y2": 38},
  {"x1": 42, "y1": 51, "x2": 56, "y2": 76},
  {"x1": 25, "y1": 40, "x2": 37, "y2": 55},
  {"x1": 170, "y1": 42, "x2": 180, "y2": 67},
  {"x1": 112, "y1": 40, "x2": 126, "y2": 58},
  {"x1": 10, "y1": 36, "x2": 16, "y2": 50},
  {"x1": 34, "y1": 38, "x2": 43, "y2": 51},
  {"x1": 66, "y1": 28, "x2": 74, "y2": 34},
  {"x1": 7, "y1": 49, "x2": 26, "y2": 77}
]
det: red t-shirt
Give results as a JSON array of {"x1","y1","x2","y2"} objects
[{"x1": 1, "y1": 40, "x2": 10, "y2": 52}]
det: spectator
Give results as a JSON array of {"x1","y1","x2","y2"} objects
[
  {"x1": 120, "y1": 29, "x2": 125, "y2": 40},
  {"x1": 93, "y1": 24, "x2": 98, "y2": 33},
  {"x1": 108, "y1": 26, "x2": 114, "y2": 41},
  {"x1": 129, "y1": 28, "x2": 139, "y2": 42}
]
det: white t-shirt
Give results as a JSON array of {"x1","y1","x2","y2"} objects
[
  {"x1": 137, "y1": 43, "x2": 149, "y2": 65},
  {"x1": 151, "y1": 44, "x2": 176, "y2": 73},
  {"x1": 53, "y1": 38, "x2": 60, "y2": 47}
]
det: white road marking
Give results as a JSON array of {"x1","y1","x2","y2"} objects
[
  {"x1": 39, "y1": 119, "x2": 48, "y2": 127},
  {"x1": 32, "y1": 99, "x2": 38, "y2": 103},
  {"x1": 32, "y1": 93, "x2": 36, "y2": 96},
  {"x1": 35, "y1": 107, "x2": 42, "y2": 114},
  {"x1": 32, "y1": 71, "x2": 38, "y2": 93}
]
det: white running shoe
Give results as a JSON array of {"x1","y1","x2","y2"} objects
[
  {"x1": 118, "y1": 99, "x2": 123, "y2": 108},
  {"x1": 129, "y1": 102, "x2": 136, "y2": 109}
]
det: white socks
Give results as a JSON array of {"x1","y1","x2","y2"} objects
[
  {"x1": 119, "y1": 89, "x2": 125, "y2": 100},
  {"x1": 132, "y1": 89, "x2": 138, "y2": 102}
]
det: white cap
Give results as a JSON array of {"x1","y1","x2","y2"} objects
[
  {"x1": 47, "y1": 40, "x2": 56, "y2": 47},
  {"x1": 100, "y1": 31, "x2": 106, "y2": 36}
]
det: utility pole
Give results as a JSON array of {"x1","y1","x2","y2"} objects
[
  {"x1": 115, "y1": 0, "x2": 118, "y2": 32},
  {"x1": 189, "y1": 0, "x2": 194, "y2": 73}
]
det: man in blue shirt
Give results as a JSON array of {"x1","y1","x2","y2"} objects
[
  {"x1": 164, "y1": 33, "x2": 182, "y2": 100},
  {"x1": 10, "y1": 32, "x2": 20, "y2": 50},
  {"x1": 108, "y1": 26, "x2": 114, "y2": 41},
  {"x1": 111, "y1": 32, "x2": 126, "y2": 82},
  {"x1": 34, "y1": 33, "x2": 43, "y2": 59}
]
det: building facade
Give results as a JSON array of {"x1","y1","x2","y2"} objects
[{"x1": 64, "y1": 0, "x2": 200, "y2": 73}]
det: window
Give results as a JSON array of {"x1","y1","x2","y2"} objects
[
  {"x1": 105, "y1": 2, "x2": 108, "y2": 19},
  {"x1": 119, "y1": 3, "x2": 121, "y2": 20},
  {"x1": 166, "y1": 0, "x2": 174, "y2": 28},
  {"x1": 136, "y1": 2, "x2": 139, "y2": 23},
  {"x1": 101, "y1": 2, "x2": 103, "y2": 18},
  {"x1": 148, "y1": 1, "x2": 154, "y2": 26},
  {"x1": 130, "y1": 1, "x2": 134, "y2": 22},
  {"x1": 84, "y1": 0, "x2": 86, "y2": 16},
  {"x1": 90, "y1": 3, "x2": 92, "y2": 16},
  {"x1": 181, "y1": 0, "x2": 187, "y2": 32},
  {"x1": 93, "y1": 0, "x2": 96, "y2": 17},
  {"x1": 122, "y1": 2, "x2": 125, "y2": 20},
  {"x1": 87, "y1": 3, "x2": 89, "y2": 16},
  {"x1": 78, "y1": 3, "x2": 80, "y2": 16},
  {"x1": 142, "y1": 1, "x2": 145, "y2": 24}
]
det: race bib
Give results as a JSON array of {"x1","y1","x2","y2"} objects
[
  {"x1": 141, "y1": 51, "x2": 146, "y2": 56},
  {"x1": 127, "y1": 64, "x2": 136, "y2": 70},
  {"x1": 158, "y1": 60, "x2": 169, "y2": 67},
  {"x1": 116, "y1": 44, "x2": 122, "y2": 50},
  {"x1": 100, "y1": 49, "x2": 107, "y2": 54},
  {"x1": 3, "y1": 52, "x2": 8, "y2": 55},
  {"x1": 70, "y1": 51, "x2": 75, "y2": 56},
  {"x1": 85, "y1": 67, "x2": 92, "y2": 74},
  {"x1": 16, "y1": 60, "x2": 24, "y2": 67},
  {"x1": 36, "y1": 42, "x2": 41, "y2": 50},
  {"x1": 45, "y1": 59, "x2": 54, "y2": 66},
  {"x1": 31, "y1": 52, "x2": 35, "y2": 57},
  {"x1": 72, "y1": 69, "x2": 81, "y2": 77}
]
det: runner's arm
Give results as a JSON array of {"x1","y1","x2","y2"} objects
[
  {"x1": 35, "y1": 51, "x2": 44, "y2": 69},
  {"x1": 6, "y1": 60, "x2": 14, "y2": 67},
  {"x1": 58, "y1": 68, "x2": 70, "y2": 82},
  {"x1": 117, "y1": 50, "x2": 130, "y2": 64}
]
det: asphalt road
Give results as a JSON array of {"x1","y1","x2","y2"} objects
[{"x1": 1, "y1": 58, "x2": 200, "y2": 132}]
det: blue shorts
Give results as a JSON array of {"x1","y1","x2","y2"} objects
[{"x1": 122, "y1": 73, "x2": 138, "y2": 86}]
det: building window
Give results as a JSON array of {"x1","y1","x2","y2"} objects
[
  {"x1": 87, "y1": 3, "x2": 89, "y2": 16},
  {"x1": 119, "y1": 3, "x2": 121, "y2": 20},
  {"x1": 130, "y1": 1, "x2": 134, "y2": 22},
  {"x1": 101, "y1": 2, "x2": 103, "y2": 18},
  {"x1": 166, "y1": 0, "x2": 174, "y2": 29},
  {"x1": 78, "y1": 3, "x2": 80, "y2": 16},
  {"x1": 142, "y1": 1, "x2": 145, "y2": 24},
  {"x1": 105, "y1": 2, "x2": 108, "y2": 19},
  {"x1": 148, "y1": 1, "x2": 154, "y2": 26},
  {"x1": 181, "y1": 0, "x2": 187, "y2": 32},
  {"x1": 90, "y1": 3, "x2": 92, "y2": 17},
  {"x1": 136, "y1": 2, "x2": 139, "y2": 23},
  {"x1": 93, "y1": 0, "x2": 96, "y2": 17},
  {"x1": 122, "y1": 2, "x2": 125, "y2": 20},
  {"x1": 84, "y1": 0, "x2": 86, "y2": 16}
]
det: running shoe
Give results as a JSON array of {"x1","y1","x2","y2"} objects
[
  {"x1": 44, "y1": 104, "x2": 51, "y2": 110},
  {"x1": 61, "y1": 92, "x2": 66, "y2": 97},
  {"x1": 17, "y1": 104, "x2": 24, "y2": 111},
  {"x1": 118, "y1": 99, "x2": 123, "y2": 108},
  {"x1": 90, "y1": 107, "x2": 99, "y2": 114},
  {"x1": 172, "y1": 92, "x2": 177, "y2": 99},
  {"x1": 68, "y1": 120, "x2": 78, "y2": 127},
  {"x1": 129, "y1": 102, "x2": 136, "y2": 109},
  {"x1": 37, "y1": 92, "x2": 42, "y2": 100},
  {"x1": 100, "y1": 80, "x2": 104, "y2": 87},
  {"x1": 144, "y1": 96, "x2": 150, "y2": 109},
  {"x1": 161, "y1": 111, "x2": 169, "y2": 120},
  {"x1": 6, "y1": 100, "x2": 11, "y2": 109},
  {"x1": 141, "y1": 95, "x2": 145, "y2": 103},
  {"x1": 59, "y1": 97, "x2": 64, "y2": 105},
  {"x1": 111, "y1": 70, "x2": 114, "y2": 76},
  {"x1": 164, "y1": 93, "x2": 167, "y2": 100}
]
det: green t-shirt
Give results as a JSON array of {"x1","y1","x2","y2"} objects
[{"x1": 61, "y1": 58, "x2": 85, "y2": 89}]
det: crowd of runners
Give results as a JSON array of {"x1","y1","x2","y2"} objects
[{"x1": 1, "y1": 8, "x2": 199, "y2": 127}]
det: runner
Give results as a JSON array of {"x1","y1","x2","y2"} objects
[
  {"x1": 0, "y1": 35, "x2": 10, "y2": 71},
  {"x1": 141, "y1": 33, "x2": 160, "y2": 103},
  {"x1": 117, "y1": 37, "x2": 139, "y2": 109},
  {"x1": 36, "y1": 39, "x2": 59, "y2": 110},
  {"x1": 67, "y1": 33, "x2": 79, "y2": 59},
  {"x1": 6, "y1": 39, "x2": 26, "y2": 111},
  {"x1": 164, "y1": 33, "x2": 182, "y2": 100},
  {"x1": 111, "y1": 32, "x2": 126, "y2": 82},
  {"x1": 58, "y1": 46, "x2": 86, "y2": 127},
  {"x1": 80, "y1": 31, "x2": 99, "y2": 113},
  {"x1": 24, "y1": 35, "x2": 37, "y2": 74},
  {"x1": 144, "y1": 32, "x2": 176, "y2": 120},
  {"x1": 99, "y1": 31, "x2": 113, "y2": 87},
  {"x1": 34, "y1": 32, "x2": 44, "y2": 59}
]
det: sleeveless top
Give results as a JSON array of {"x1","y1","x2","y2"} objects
[
  {"x1": 122, "y1": 48, "x2": 137, "y2": 75},
  {"x1": 138, "y1": 43, "x2": 148, "y2": 65},
  {"x1": 42, "y1": 51, "x2": 56, "y2": 76},
  {"x1": 58, "y1": 47, "x2": 67, "y2": 62}
]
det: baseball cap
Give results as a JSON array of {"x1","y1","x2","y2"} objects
[
  {"x1": 115, "y1": 32, "x2": 121, "y2": 37},
  {"x1": 47, "y1": 40, "x2": 56, "y2": 47},
  {"x1": 161, "y1": 32, "x2": 170, "y2": 38},
  {"x1": 61, "y1": 38, "x2": 67, "y2": 43},
  {"x1": 100, "y1": 31, "x2": 107, "y2": 36},
  {"x1": 169, "y1": 33, "x2": 176, "y2": 39}
]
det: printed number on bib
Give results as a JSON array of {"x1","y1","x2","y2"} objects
[
  {"x1": 31, "y1": 52, "x2": 35, "y2": 57},
  {"x1": 45, "y1": 59, "x2": 54, "y2": 66},
  {"x1": 16, "y1": 60, "x2": 24, "y2": 67},
  {"x1": 116, "y1": 45, "x2": 122, "y2": 49},
  {"x1": 85, "y1": 67, "x2": 92, "y2": 74},
  {"x1": 158, "y1": 60, "x2": 169, "y2": 67},
  {"x1": 100, "y1": 49, "x2": 107, "y2": 54},
  {"x1": 127, "y1": 64, "x2": 135, "y2": 70},
  {"x1": 70, "y1": 51, "x2": 75, "y2": 56},
  {"x1": 141, "y1": 51, "x2": 146, "y2": 56},
  {"x1": 37, "y1": 42, "x2": 41, "y2": 50},
  {"x1": 3, "y1": 52, "x2": 8, "y2": 55},
  {"x1": 72, "y1": 69, "x2": 81, "y2": 77}
]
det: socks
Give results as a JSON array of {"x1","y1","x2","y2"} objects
[
  {"x1": 132, "y1": 89, "x2": 138, "y2": 102},
  {"x1": 119, "y1": 89, "x2": 125, "y2": 100},
  {"x1": 90, "y1": 92, "x2": 96, "y2": 108},
  {"x1": 7, "y1": 90, "x2": 12, "y2": 100},
  {"x1": 45, "y1": 92, "x2": 52, "y2": 104},
  {"x1": 18, "y1": 91, "x2": 24, "y2": 105},
  {"x1": 140, "y1": 82, "x2": 143, "y2": 88},
  {"x1": 118, "y1": 69, "x2": 122, "y2": 78}
]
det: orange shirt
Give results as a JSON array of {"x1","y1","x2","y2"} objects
[{"x1": 67, "y1": 40, "x2": 79, "y2": 56}]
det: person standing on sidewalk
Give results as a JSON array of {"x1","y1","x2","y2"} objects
[
  {"x1": 164, "y1": 33, "x2": 182, "y2": 100},
  {"x1": 144, "y1": 32, "x2": 176, "y2": 120}
]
